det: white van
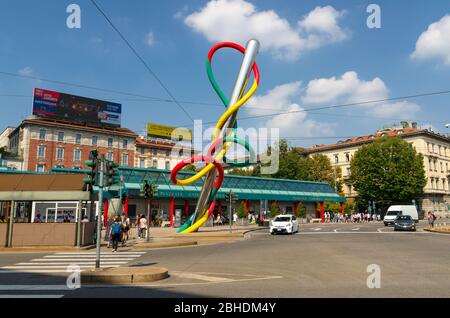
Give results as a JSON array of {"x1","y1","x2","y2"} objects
[{"x1": 384, "y1": 205, "x2": 418, "y2": 226}]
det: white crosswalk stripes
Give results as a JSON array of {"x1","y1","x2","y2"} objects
[{"x1": 0, "y1": 251, "x2": 146, "y2": 274}]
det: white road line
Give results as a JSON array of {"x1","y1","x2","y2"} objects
[
  {"x1": 0, "y1": 285, "x2": 71, "y2": 290},
  {"x1": 333, "y1": 229, "x2": 338, "y2": 233},
  {"x1": 352, "y1": 228, "x2": 360, "y2": 231},
  {"x1": 0, "y1": 295, "x2": 64, "y2": 298},
  {"x1": 313, "y1": 228, "x2": 321, "y2": 231},
  {"x1": 43, "y1": 255, "x2": 142, "y2": 258},
  {"x1": 54, "y1": 252, "x2": 145, "y2": 255},
  {"x1": 296, "y1": 231, "x2": 424, "y2": 234},
  {"x1": 171, "y1": 272, "x2": 234, "y2": 283},
  {"x1": 2, "y1": 265, "x2": 120, "y2": 269},
  {"x1": 32, "y1": 258, "x2": 135, "y2": 262},
  {"x1": 16, "y1": 262, "x2": 127, "y2": 265}
]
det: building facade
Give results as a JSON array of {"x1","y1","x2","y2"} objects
[
  {"x1": 303, "y1": 126, "x2": 450, "y2": 216},
  {"x1": 7, "y1": 117, "x2": 138, "y2": 172}
]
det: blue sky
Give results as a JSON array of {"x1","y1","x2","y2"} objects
[{"x1": 1, "y1": 0, "x2": 450, "y2": 149}]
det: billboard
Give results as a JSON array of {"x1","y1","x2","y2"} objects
[
  {"x1": 147, "y1": 123, "x2": 192, "y2": 141},
  {"x1": 32, "y1": 88, "x2": 122, "y2": 127}
]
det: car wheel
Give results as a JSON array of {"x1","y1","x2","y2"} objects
[{"x1": 384, "y1": 223, "x2": 388, "y2": 226}]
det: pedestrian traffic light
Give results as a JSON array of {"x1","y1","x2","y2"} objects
[
  {"x1": 83, "y1": 150, "x2": 99, "y2": 187},
  {"x1": 140, "y1": 180, "x2": 158, "y2": 199},
  {"x1": 105, "y1": 160, "x2": 120, "y2": 187}
]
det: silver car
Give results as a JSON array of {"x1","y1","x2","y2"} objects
[{"x1": 393, "y1": 215, "x2": 416, "y2": 231}]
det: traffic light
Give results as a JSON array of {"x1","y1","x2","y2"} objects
[
  {"x1": 140, "y1": 180, "x2": 158, "y2": 199},
  {"x1": 83, "y1": 150, "x2": 99, "y2": 188},
  {"x1": 105, "y1": 160, "x2": 120, "y2": 187},
  {"x1": 225, "y1": 191, "x2": 238, "y2": 204}
]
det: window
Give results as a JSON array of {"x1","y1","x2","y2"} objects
[
  {"x1": 347, "y1": 184, "x2": 352, "y2": 195},
  {"x1": 36, "y1": 164, "x2": 45, "y2": 172},
  {"x1": 346, "y1": 167, "x2": 351, "y2": 176},
  {"x1": 140, "y1": 148, "x2": 145, "y2": 155},
  {"x1": 37, "y1": 145, "x2": 46, "y2": 159},
  {"x1": 165, "y1": 161, "x2": 170, "y2": 170},
  {"x1": 75, "y1": 133, "x2": 81, "y2": 144},
  {"x1": 57, "y1": 131, "x2": 64, "y2": 142},
  {"x1": 427, "y1": 142, "x2": 430, "y2": 153},
  {"x1": 152, "y1": 149, "x2": 157, "y2": 156},
  {"x1": 430, "y1": 178, "x2": 434, "y2": 189},
  {"x1": 429, "y1": 159, "x2": 432, "y2": 171},
  {"x1": 166, "y1": 150, "x2": 170, "y2": 157},
  {"x1": 439, "y1": 146, "x2": 442, "y2": 156},
  {"x1": 39, "y1": 129, "x2": 46, "y2": 140},
  {"x1": 108, "y1": 138, "x2": 113, "y2": 148},
  {"x1": 55, "y1": 164, "x2": 64, "y2": 168},
  {"x1": 140, "y1": 158, "x2": 145, "y2": 168},
  {"x1": 74, "y1": 149, "x2": 81, "y2": 161},
  {"x1": 106, "y1": 152, "x2": 113, "y2": 161},
  {"x1": 441, "y1": 162, "x2": 444, "y2": 172},
  {"x1": 446, "y1": 163, "x2": 449, "y2": 172},
  {"x1": 334, "y1": 154, "x2": 339, "y2": 164},
  {"x1": 122, "y1": 153, "x2": 128, "y2": 166},
  {"x1": 152, "y1": 159, "x2": 158, "y2": 168},
  {"x1": 92, "y1": 136, "x2": 98, "y2": 146},
  {"x1": 345, "y1": 153, "x2": 350, "y2": 162},
  {"x1": 122, "y1": 139, "x2": 128, "y2": 149},
  {"x1": 434, "y1": 160, "x2": 437, "y2": 171},
  {"x1": 56, "y1": 146, "x2": 64, "y2": 160}
]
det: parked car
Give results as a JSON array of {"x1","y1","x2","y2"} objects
[
  {"x1": 270, "y1": 215, "x2": 299, "y2": 235},
  {"x1": 393, "y1": 215, "x2": 416, "y2": 231},
  {"x1": 384, "y1": 205, "x2": 418, "y2": 226}
]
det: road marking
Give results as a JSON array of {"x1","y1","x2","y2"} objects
[
  {"x1": 32, "y1": 258, "x2": 136, "y2": 262},
  {"x1": 313, "y1": 228, "x2": 321, "y2": 231},
  {"x1": 0, "y1": 285, "x2": 71, "y2": 290},
  {"x1": 54, "y1": 252, "x2": 145, "y2": 255},
  {"x1": 2, "y1": 265, "x2": 120, "y2": 269},
  {"x1": 171, "y1": 272, "x2": 234, "y2": 283},
  {"x1": 352, "y1": 228, "x2": 360, "y2": 231},
  {"x1": 0, "y1": 295, "x2": 64, "y2": 298},
  {"x1": 17, "y1": 262, "x2": 128, "y2": 265},
  {"x1": 44, "y1": 255, "x2": 143, "y2": 258}
]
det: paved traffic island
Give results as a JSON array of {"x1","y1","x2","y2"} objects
[{"x1": 81, "y1": 266, "x2": 169, "y2": 284}]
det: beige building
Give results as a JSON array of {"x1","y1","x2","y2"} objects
[{"x1": 303, "y1": 125, "x2": 450, "y2": 217}]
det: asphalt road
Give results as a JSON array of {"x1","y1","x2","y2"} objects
[{"x1": 0, "y1": 221, "x2": 449, "y2": 298}]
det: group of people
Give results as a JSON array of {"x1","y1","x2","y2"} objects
[
  {"x1": 105, "y1": 214, "x2": 130, "y2": 252},
  {"x1": 320, "y1": 212, "x2": 382, "y2": 223},
  {"x1": 135, "y1": 214, "x2": 148, "y2": 239}
]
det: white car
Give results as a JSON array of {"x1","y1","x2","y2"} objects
[{"x1": 270, "y1": 215, "x2": 299, "y2": 235}]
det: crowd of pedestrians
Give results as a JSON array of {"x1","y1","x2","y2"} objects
[{"x1": 321, "y1": 211, "x2": 382, "y2": 223}]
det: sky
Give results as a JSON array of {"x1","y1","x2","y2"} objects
[{"x1": 1, "y1": 0, "x2": 450, "y2": 151}]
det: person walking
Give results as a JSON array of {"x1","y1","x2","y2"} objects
[
  {"x1": 109, "y1": 216, "x2": 123, "y2": 253},
  {"x1": 428, "y1": 211, "x2": 436, "y2": 229},
  {"x1": 105, "y1": 215, "x2": 114, "y2": 248},
  {"x1": 139, "y1": 214, "x2": 148, "y2": 239},
  {"x1": 135, "y1": 215, "x2": 141, "y2": 239}
]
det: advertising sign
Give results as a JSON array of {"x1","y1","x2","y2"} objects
[
  {"x1": 32, "y1": 88, "x2": 122, "y2": 127},
  {"x1": 147, "y1": 122, "x2": 192, "y2": 141}
]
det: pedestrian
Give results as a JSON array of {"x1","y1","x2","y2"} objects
[
  {"x1": 105, "y1": 215, "x2": 114, "y2": 248},
  {"x1": 121, "y1": 214, "x2": 129, "y2": 245},
  {"x1": 109, "y1": 216, "x2": 123, "y2": 253},
  {"x1": 428, "y1": 211, "x2": 436, "y2": 229},
  {"x1": 34, "y1": 213, "x2": 42, "y2": 223},
  {"x1": 135, "y1": 215, "x2": 141, "y2": 238},
  {"x1": 139, "y1": 214, "x2": 148, "y2": 239}
]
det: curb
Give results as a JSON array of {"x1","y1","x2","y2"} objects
[
  {"x1": 424, "y1": 228, "x2": 450, "y2": 234},
  {"x1": 81, "y1": 266, "x2": 168, "y2": 284}
]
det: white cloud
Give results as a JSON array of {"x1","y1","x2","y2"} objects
[
  {"x1": 174, "y1": 5, "x2": 189, "y2": 20},
  {"x1": 18, "y1": 66, "x2": 33, "y2": 76},
  {"x1": 184, "y1": 0, "x2": 348, "y2": 60},
  {"x1": 246, "y1": 81, "x2": 335, "y2": 137},
  {"x1": 302, "y1": 71, "x2": 420, "y2": 118},
  {"x1": 411, "y1": 15, "x2": 450, "y2": 65},
  {"x1": 145, "y1": 31, "x2": 155, "y2": 47}
]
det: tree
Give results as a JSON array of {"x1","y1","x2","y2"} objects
[
  {"x1": 182, "y1": 164, "x2": 197, "y2": 172},
  {"x1": 236, "y1": 201, "x2": 248, "y2": 219},
  {"x1": 309, "y1": 154, "x2": 343, "y2": 192},
  {"x1": 350, "y1": 137, "x2": 426, "y2": 209},
  {"x1": 270, "y1": 201, "x2": 281, "y2": 218},
  {"x1": 295, "y1": 202, "x2": 307, "y2": 218}
]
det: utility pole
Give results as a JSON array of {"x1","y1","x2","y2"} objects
[
  {"x1": 95, "y1": 155, "x2": 105, "y2": 270},
  {"x1": 76, "y1": 200, "x2": 82, "y2": 247},
  {"x1": 6, "y1": 200, "x2": 15, "y2": 247},
  {"x1": 229, "y1": 191, "x2": 232, "y2": 233}
]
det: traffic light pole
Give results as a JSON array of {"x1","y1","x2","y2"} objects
[
  {"x1": 229, "y1": 191, "x2": 232, "y2": 234},
  {"x1": 95, "y1": 155, "x2": 105, "y2": 270},
  {"x1": 146, "y1": 198, "x2": 151, "y2": 242}
]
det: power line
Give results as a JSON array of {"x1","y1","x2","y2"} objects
[
  {"x1": 89, "y1": 0, "x2": 194, "y2": 122},
  {"x1": 178, "y1": 89, "x2": 450, "y2": 127}
]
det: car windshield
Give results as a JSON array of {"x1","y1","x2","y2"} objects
[
  {"x1": 274, "y1": 217, "x2": 291, "y2": 222},
  {"x1": 386, "y1": 211, "x2": 401, "y2": 216},
  {"x1": 396, "y1": 215, "x2": 412, "y2": 221}
]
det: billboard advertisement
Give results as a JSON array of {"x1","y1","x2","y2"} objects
[
  {"x1": 147, "y1": 122, "x2": 192, "y2": 141},
  {"x1": 32, "y1": 88, "x2": 122, "y2": 127}
]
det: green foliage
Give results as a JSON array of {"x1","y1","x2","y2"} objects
[
  {"x1": 350, "y1": 137, "x2": 426, "y2": 207},
  {"x1": 295, "y1": 202, "x2": 307, "y2": 217},
  {"x1": 227, "y1": 167, "x2": 254, "y2": 176},
  {"x1": 236, "y1": 201, "x2": 248, "y2": 219},
  {"x1": 324, "y1": 202, "x2": 340, "y2": 214},
  {"x1": 270, "y1": 201, "x2": 282, "y2": 218},
  {"x1": 182, "y1": 164, "x2": 197, "y2": 172},
  {"x1": 344, "y1": 201, "x2": 355, "y2": 215}
]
